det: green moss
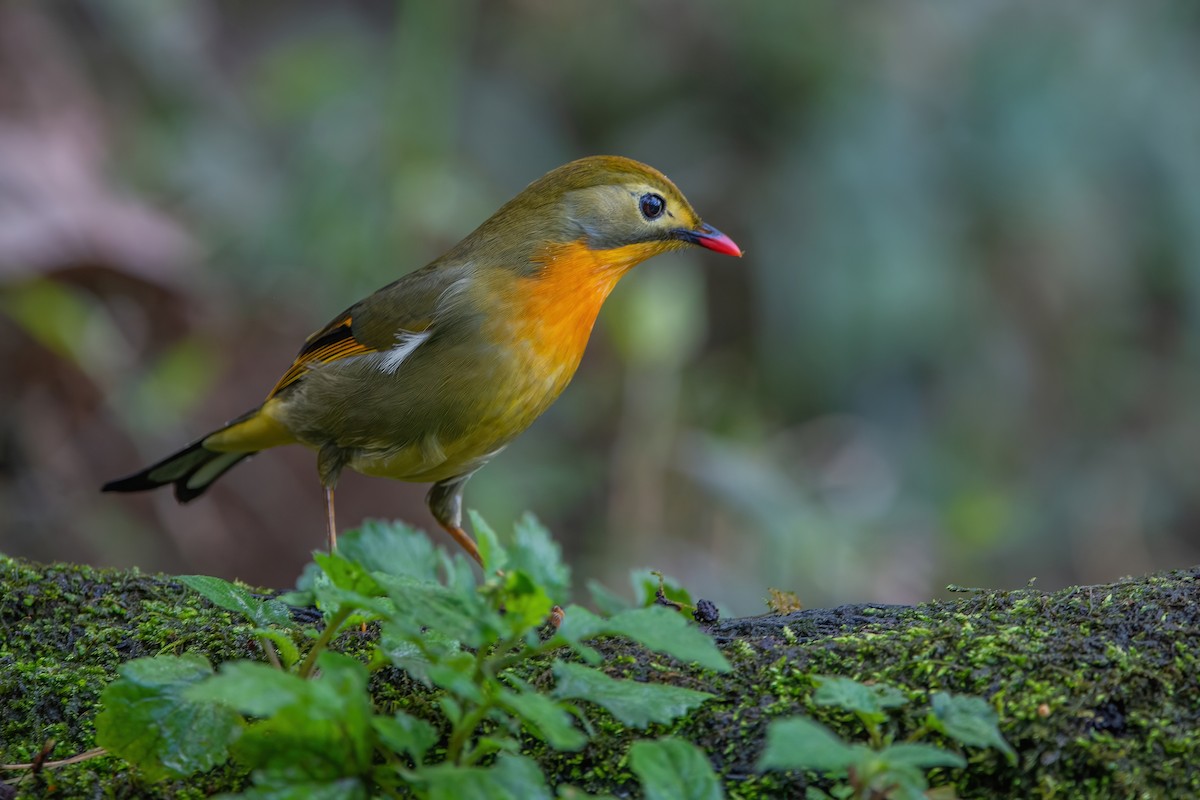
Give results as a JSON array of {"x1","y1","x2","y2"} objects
[{"x1": 2, "y1": 554, "x2": 1198, "y2": 798}]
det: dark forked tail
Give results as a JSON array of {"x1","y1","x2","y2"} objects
[
  {"x1": 103, "y1": 410, "x2": 263, "y2": 503},
  {"x1": 102, "y1": 441, "x2": 253, "y2": 503}
]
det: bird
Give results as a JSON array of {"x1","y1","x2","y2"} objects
[{"x1": 103, "y1": 155, "x2": 742, "y2": 566}]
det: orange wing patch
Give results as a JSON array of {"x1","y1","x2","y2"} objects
[{"x1": 267, "y1": 315, "x2": 376, "y2": 398}]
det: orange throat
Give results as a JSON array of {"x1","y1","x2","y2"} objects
[{"x1": 506, "y1": 239, "x2": 665, "y2": 379}]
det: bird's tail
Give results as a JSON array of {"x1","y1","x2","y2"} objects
[{"x1": 102, "y1": 406, "x2": 290, "y2": 503}]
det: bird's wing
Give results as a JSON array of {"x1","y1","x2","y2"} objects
[{"x1": 265, "y1": 264, "x2": 465, "y2": 399}]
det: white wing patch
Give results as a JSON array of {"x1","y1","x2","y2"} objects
[{"x1": 377, "y1": 329, "x2": 433, "y2": 375}]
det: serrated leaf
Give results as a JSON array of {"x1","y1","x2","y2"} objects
[
  {"x1": 757, "y1": 716, "x2": 862, "y2": 772},
  {"x1": 508, "y1": 513, "x2": 571, "y2": 602},
  {"x1": 380, "y1": 573, "x2": 496, "y2": 647},
  {"x1": 929, "y1": 692, "x2": 1016, "y2": 763},
  {"x1": 879, "y1": 742, "x2": 966, "y2": 770},
  {"x1": 231, "y1": 652, "x2": 373, "y2": 780},
  {"x1": 813, "y1": 676, "x2": 908, "y2": 721},
  {"x1": 335, "y1": 519, "x2": 441, "y2": 581},
  {"x1": 372, "y1": 712, "x2": 439, "y2": 764},
  {"x1": 420, "y1": 753, "x2": 552, "y2": 800},
  {"x1": 561, "y1": 606, "x2": 730, "y2": 673},
  {"x1": 499, "y1": 688, "x2": 588, "y2": 751},
  {"x1": 314, "y1": 551, "x2": 384, "y2": 597},
  {"x1": 551, "y1": 661, "x2": 713, "y2": 728},
  {"x1": 379, "y1": 620, "x2": 464, "y2": 688},
  {"x1": 426, "y1": 649, "x2": 486, "y2": 702},
  {"x1": 628, "y1": 737, "x2": 724, "y2": 800},
  {"x1": 469, "y1": 509, "x2": 508, "y2": 575},
  {"x1": 95, "y1": 654, "x2": 241, "y2": 781},
  {"x1": 180, "y1": 575, "x2": 292, "y2": 627}
]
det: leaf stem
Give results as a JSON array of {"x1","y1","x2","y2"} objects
[
  {"x1": 298, "y1": 605, "x2": 354, "y2": 679},
  {"x1": 445, "y1": 700, "x2": 492, "y2": 765},
  {"x1": 259, "y1": 636, "x2": 282, "y2": 670}
]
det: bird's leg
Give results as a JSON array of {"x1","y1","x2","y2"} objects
[
  {"x1": 427, "y1": 474, "x2": 482, "y2": 567},
  {"x1": 427, "y1": 474, "x2": 563, "y2": 629},
  {"x1": 324, "y1": 486, "x2": 338, "y2": 552},
  {"x1": 318, "y1": 444, "x2": 346, "y2": 553}
]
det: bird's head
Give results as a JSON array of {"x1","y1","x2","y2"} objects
[
  {"x1": 459, "y1": 156, "x2": 741, "y2": 273},
  {"x1": 545, "y1": 155, "x2": 742, "y2": 258}
]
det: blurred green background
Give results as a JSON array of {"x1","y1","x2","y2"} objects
[{"x1": 2, "y1": 1, "x2": 1198, "y2": 616}]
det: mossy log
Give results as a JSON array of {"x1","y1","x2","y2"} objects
[{"x1": 1, "y1": 554, "x2": 1196, "y2": 799}]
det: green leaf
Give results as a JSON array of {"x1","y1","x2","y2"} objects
[
  {"x1": 379, "y1": 621, "x2": 467, "y2": 690},
  {"x1": 757, "y1": 716, "x2": 862, "y2": 772},
  {"x1": 314, "y1": 550, "x2": 383, "y2": 597},
  {"x1": 558, "y1": 787, "x2": 619, "y2": 800},
  {"x1": 812, "y1": 676, "x2": 908, "y2": 721},
  {"x1": 929, "y1": 692, "x2": 1016, "y2": 763},
  {"x1": 214, "y1": 778, "x2": 367, "y2": 800},
  {"x1": 628, "y1": 737, "x2": 724, "y2": 800},
  {"x1": 879, "y1": 742, "x2": 966, "y2": 770},
  {"x1": 180, "y1": 575, "x2": 292, "y2": 627},
  {"x1": 860, "y1": 763, "x2": 929, "y2": 800},
  {"x1": 254, "y1": 628, "x2": 301, "y2": 670},
  {"x1": 439, "y1": 695, "x2": 463, "y2": 725},
  {"x1": 631, "y1": 569, "x2": 692, "y2": 609},
  {"x1": 546, "y1": 608, "x2": 603, "y2": 665},
  {"x1": 95, "y1": 654, "x2": 242, "y2": 781},
  {"x1": 469, "y1": 509, "x2": 508, "y2": 575},
  {"x1": 425, "y1": 649, "x2": 486, "y2": 703},
  {"x1": 372, "y1": 711, "x2": 439, "y2": 764},
  {"x1": 468, "y1": 735, "x2": 522, "y2": 760},
  {"x1": 277, "y1": 561, "x2": 323, "y2": 608},
  {"x1": 224, "y1": 652, "x2": 373, "y2": 781},
  {"x1": 335, "y1": 519, "x2": 441, "y2": 582},
  {"x1": 185, "y1": 660, "x2": 310, "y2": 717},
  {"x1": 420, "y1": 753, "x2": 552, "y2": 800},
  {"x1": 551, "y1": 661, "x2": 714, "y2": 728},
  {"x1": 587, "y1": 579, "x2": 631, "y2": 616},
  {"x1": 508, "y1": 513, "x2": 571, "y2": 602},
  {"x1": 561, "y1": 606, "x2": 730, "y2": 673},
  {"x1": 499, "y1": 688, "x2": 588, "y2": 751},
  {"x1": 381, "y1": 573, "x2": 497, "y2": 647},
  {"x1": 500, "y1": 569, "x2": 555, "y2": 633}
]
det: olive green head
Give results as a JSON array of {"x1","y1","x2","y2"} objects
[{"x1": 450, "y1": 156, "x2": 741, "y2": 266}]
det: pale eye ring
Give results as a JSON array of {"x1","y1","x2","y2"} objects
[{"x1": 639, "y1": 193, "x2": 665, "y2": 220}]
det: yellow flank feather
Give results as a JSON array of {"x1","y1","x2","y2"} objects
[{"x1": 203, "y1": 401, "x2": 297, "y2": 453}]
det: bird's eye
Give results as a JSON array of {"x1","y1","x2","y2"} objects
[{"x1": 639, "y1": 193, "x2": 665, "y2": 220}]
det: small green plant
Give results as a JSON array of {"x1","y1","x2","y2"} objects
[
  {"x1": 93, "y1": 513, "x2": 730, "y2": 798},
  {"x1": 758, "y1": 676, "x2": 1016, "y2": 800}
]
